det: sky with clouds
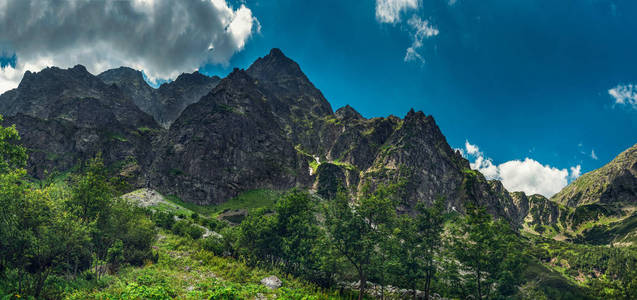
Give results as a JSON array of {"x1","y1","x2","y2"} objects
[{"x1": 0, "y1": 0, "x2": 636, "y2": 197}]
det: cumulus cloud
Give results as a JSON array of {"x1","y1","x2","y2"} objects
[
  {"x1": 463, "y1": 140, "x2": 581, "y2": 198},
  {"x1": 404, "y1": 16, "x2": 439, "y2": 64},
  {"x1": 608, "y1": 84, "x2": 637, "y2": 110},
  {"x1": 375, "y1": 0, "x2": 419, "y2": 24},
  {"x1": 374, "y1": 1, "x2": 438, "y2": 65},
  {"x1": 0, "y1": 0, "x2": 260, "y2": 93}
]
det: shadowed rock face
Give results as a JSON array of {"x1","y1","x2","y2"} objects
[
  {"x1": 149, "y1": 69, "x2": 310, "y2": 205},
  {"x1": 0, "y1": 65, "x2": 159, "y2": 184},
  {"x1": 146, "y1": 49, "x2": 518, "y2": 221},
  {"x1": 98, "y1": 67, "x2": 220, "y2": 128},
  {"x1": 0, "y1": 48, "x2": 554, "y2": 223}
]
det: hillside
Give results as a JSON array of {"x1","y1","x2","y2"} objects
[
  {"x1": 0, "y1": 48, "x2": 520, "y2": 222},
  {"x1": 1, "y1": 48, "x2": 637, "y2": 299}
]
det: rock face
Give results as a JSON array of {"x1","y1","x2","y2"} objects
[
  {"x1": 0, "y1": 48, "x2": 548, "y2": 223},
  {"x1": 0, "y1": 65, "x2": 159, "y2": 183},
  {"x1": 149, "y1": 69, "x2": 309, "y2": 205},
  {"x1": 552, "y1": 144, "x2": 637, "y2": 207},
  {"x1": 98, "y1": 67, "x2": 220, "y2": 128},
  {"x1": 145, "y1": 49, "x2": 517, "y2": 220}
]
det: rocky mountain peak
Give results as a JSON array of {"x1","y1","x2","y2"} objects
[
  {"x1": 98, "y1": 67, "x2": 147, "y2": 86},
  {"x1": 247, "y1": 48, "x2": 305, "y2": 81},
  {"x1": 552, "y1": 143, "x2": 637, "y2": 207},
  {"x1": 171, "y1": 71, "x2": 219, "y2": 86},
  {"x1": 335, "y1": 104, "x2": 364, "y2": 120}
]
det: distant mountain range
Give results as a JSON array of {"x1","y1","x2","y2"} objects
[{"x1": 1, "y1": 48, "x2": 635, "y2": 241}]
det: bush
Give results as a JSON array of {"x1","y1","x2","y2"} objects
[
  {"x1": 172, "y1": 220, "x2": 205, "y2": 240},
  {"x1": 201, "y1": 236, "x2": 225, "y2": 255},
  {"x1": 200, "y1": 217, "x2": 227, "y2": 232},
  {"x1": 152, "y1": 211, "x2": 176, "y2": 230}
]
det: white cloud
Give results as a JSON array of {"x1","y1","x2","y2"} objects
[
  {"x1": 570, "y1": 165, "x2": 581, "y2": 179},
  {"x1": 591, "y1": 149, "x2": 598, "y2": 160},
  {"x1": 463, "y1": 140, "x2": 581, "y2": 198},
  {"x1": 404, "y1": 16, "x2": 439, "y2": 64},
  {"x1": 375, "y1": 0, "x2": 419, "y2": 24},
  {"x1": 465, "y1": 140, "x2": 480, "y2": 155},
  {"x1": 608, "y1": 84, "x2": 637, "y2": 110},
  {"x1": 0, "y1": 0, "x2": 260, "y2": 93}
]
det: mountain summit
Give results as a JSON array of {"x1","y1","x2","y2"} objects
[{"x1": 2, "y1": 48, "x2": 626, "y2": 227}]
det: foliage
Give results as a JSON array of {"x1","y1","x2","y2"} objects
[{"x1": 451, "y1": 204, "x2": 528, "y2": 299}]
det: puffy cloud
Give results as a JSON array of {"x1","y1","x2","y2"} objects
[
  {"x1": 463, "y1": 140, "x2": 581, "y2": 198},
  {"x1": 0, "y1": 0, "x2": 260, "y2": 93},
  {"x1": 570, "y1": 165, "x2": 581, "y2": 179},
  {"x1": 608, "y1": 84, "x2": 637, "y2": 110},
  {"x1": 375, "y1": 0, "x2": 419, "y2": 24},
  {"x1": 404, "y1": 16, "x2": 439, "y2": 64},
  {"x1": 465, "y1": 140, "x2": 480, "y2": 155}
]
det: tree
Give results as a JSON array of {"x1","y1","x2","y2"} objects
[
  {"x1": 273, "y1": 190, "x2": 323, "y2": 281},
  {"x1": 452, "y1": 204, "x2": 526, "y2": 299},
  {"x1": 393, "y1": 197, "x2": 446, "y2": 299},
  {"x1": 0, "y1": 115, "x2": 27, "y2": 173},
  {"x1": 324, "y1": 190, "x2": 374, "y2": 300},
  {"x1": 415, "y1": 198, "x2": 446, "y2": 300},
  {"x1": 66, "y1": 156, "x2": 155, "y2": 279},
  {"x1": 325, "y1": 184, "x2": 399, "y2": 300}
]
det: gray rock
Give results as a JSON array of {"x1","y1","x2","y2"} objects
[{"x1": 260, "y1": 275, "x2": 282, "y2": 289}]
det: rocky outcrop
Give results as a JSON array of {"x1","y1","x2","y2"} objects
[
  {"x1": 0, "y1": 48, "x2": 538, "y2": 223},
  {"x1": 149, "y1": 69, "x2": 309, "y2": 205},
  {"x1": 98, "y1": 67, "x2": 220, "y2": 128},
  {"x1": 551, "y1": 144, "x2": 637, "y2": 207},
  {"x1": 0, "y1": 65, "x2": 159, "y2": 184}
]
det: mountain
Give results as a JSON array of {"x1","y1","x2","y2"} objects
[
  {"x1": 511, "y1": 144, "x2": 637, "y2": 244},
  {"x1": 98, "y1": 67, "x2": 220, "y2": 128},
  {"x1": 8, "y1": 48, "x2": 634, "y2": 227},
  {"x1": 552, "y1": 144, "x2": 637, "y2": 207},
  {"x1": 0, "y1": 65, "x2": 160, "y2": 182},
  {"x1": 144, "y1": 49, "x2": 520, "y2": 222}
]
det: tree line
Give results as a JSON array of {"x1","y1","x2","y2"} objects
[
  {"x1": 0, "y1": 117, "x2": 156, "y2": 298},
  {"x1": 201, "y1": 183, "x2": 528, "y2": 300}
]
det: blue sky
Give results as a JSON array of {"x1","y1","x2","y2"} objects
[
  {"x1": 200, "y1": 0, "x2": 637, "y2": 196},
  {"x1": 1, "y1": 0, "x2": 636, "y2": 196}
]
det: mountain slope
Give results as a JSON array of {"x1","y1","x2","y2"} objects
[
  {"x1": 98, "y1": 67, "x2": 220, "y2": 128},
  {"x1": 552, "y1": 144, "x2": 637, "y2": 207},
  {"x1": 147, "y1": 49, "x2": 521, "y2": 222},
  {"x1": 0, "y1": 65, "x2": 160, "y2": 183},
  {"x1": 0, "y1": 49, "x2": 539, "y2": 222}
]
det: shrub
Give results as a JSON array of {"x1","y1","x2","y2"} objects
[
  {"x1": 172, "y1": 220, "x2": 205, "y2": 240},
  {"x1": 201, "y1": 236, "x2": 225, "y2": 255},
  {"x1": 153, "y1": 211, "x2": 176, "y2": 230}
]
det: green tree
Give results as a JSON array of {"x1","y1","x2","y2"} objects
[
  {"x1": 393, "y1": 197, "x2": 446, "y2": 299},
  {"x1": 324, "y1": 190, "x2": 374, "y2": 300},
  {"x1": 274, "y1": 190, "x2": 324, "y2": 281},
  {"x1": 416, "y1": 198, "x2": 446, "y2": 300},
  {"x1": 452, "y1": 204, "x2": 526, "y2": 299},
  {"x1": 0, "y1": 115, "x2": 27, "y2": 173},
  {"x1": 325, "y1": 184, "x2": 399, "y2": 300}
]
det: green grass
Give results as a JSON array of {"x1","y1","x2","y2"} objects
[
  {"x1": 331, "y1": 159, "x2": 357, "y2": 172},
  {"x1": 64, "y1": 231, "x2": 347, "y2": 299},
  {"x1": 107, "y1": 132, "x2": 129, "y2": 142},
  {"x1": 210, "y1": 189, "x2": 281, "y2": 217},
  {"x1": 163, "y1": 189, "x2": 282, "y2": 219},
  {"x1": 310, "y1": 160, "x2": 320, "y2": 173}
]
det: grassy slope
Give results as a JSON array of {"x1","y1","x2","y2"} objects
[
  {"x1": 65, "y1": 231, "x2": 348, "y2": 299},
  {"x1": 163, "y1": 189, "x2": 282, "y2": 218}
]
